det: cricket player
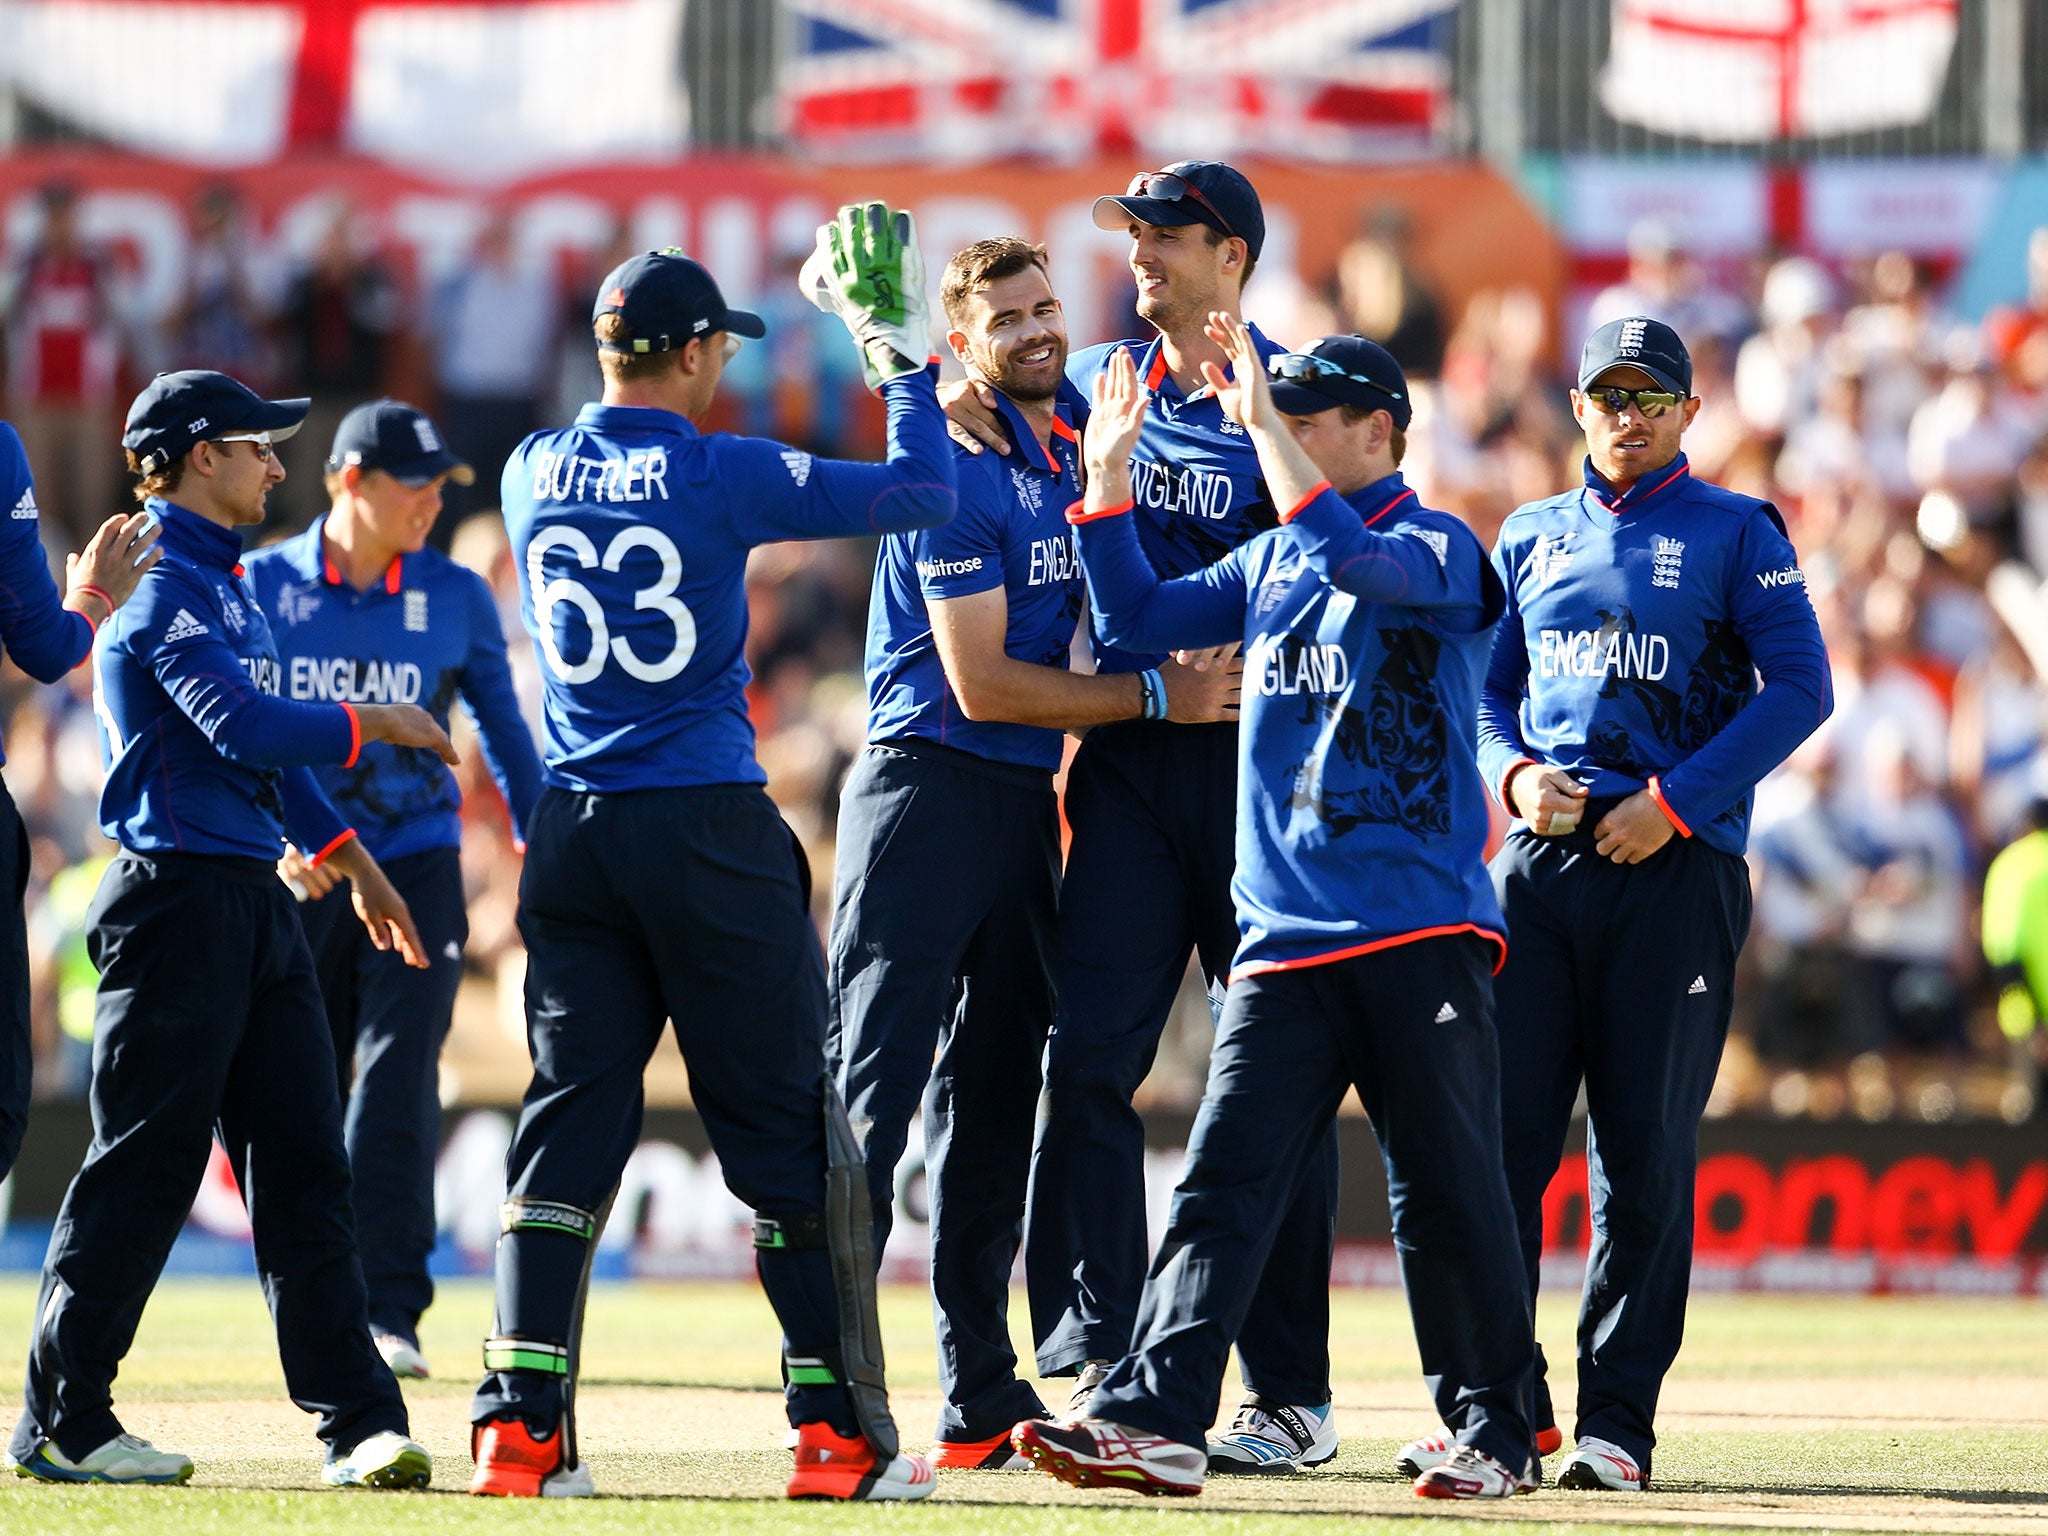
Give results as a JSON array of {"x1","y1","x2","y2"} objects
[
  {"x1": 1403, "y1": 317, "x2": 1832, "y2": 1491},
  {"x1": 10, "y1": 369, "x2": 457, "y2": 1488},
  {"x1": 947, "y1": 160, "x2": 1341, "y2": 1474},
  {"x1": 1012, "y1": 320, "x2": 1539, "y2": 1500},
  {"x1": 469, "y1": 213, "x2": 953, "y2": 1501},
  {"x1": 245, "y1": 398, "x2": 543, "y2": 1381},
  {"x1": 829, "y1": 237, "x2": 1237, "y2": 1470},
  {"x1": 0, "y1": 423, "x2": 160, "y2": 1182}
]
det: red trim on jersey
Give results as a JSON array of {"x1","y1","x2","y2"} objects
[
  {"x1": 1498, "y1": 756, "x2": 1538, "y2": 811},
  {"x1": 1278, "y1": 480, "x2": 1333, "y2": 525},
  {"x1": 1361, "y1": 486, "x2": 1420, "y2": 528},
  {"x1": 384, "y1": 556, "x2": 403, "y2": 595},
  {"x1": 1647, "y1": 776, "x2": 1693, "y2": 837},
  {"x1": 339, "y1": 702, "x2": 362, "y2": 768},
  {"x1": 1229, "y1": 923, "x2": 1507, "y2": 984},
  {"x1": 1067, "y1": 497, "x2": 1133, "y2": 525},
  {"x1": 307, "y1": 828, "x2": 357, "y2": 868},
  {"x1": 1050, "y1": 416, "x2": 1078, "y2": 441},
  {"x1": 1144, "y1": 347, "x2": 1168, "y2": 391}
]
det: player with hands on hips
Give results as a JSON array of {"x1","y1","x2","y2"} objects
[
  {"x1": 470, "y1": 212, "x2": 951, "y2": 1502},
  {"x1": 10, "y1": 370, "x2": 452, "y2": 1493},
  {"x1": 1015, "y1": 316, "x2": 1538, "y2": 1499},
  {"x1": 0, "y1": 423, "x2": 160, "y2": 1184}
]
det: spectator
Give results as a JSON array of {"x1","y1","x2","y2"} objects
[
  {"x1": 1, "y1": 181, "x2": 124, "y2": 548},
  {"x1": 428, "y1": 213, "x2": 558, "y2": 523},
  {"x1": 1585, "y1": 217, "x2": 1747, "y2": 347},
  {"x1": 165, "y1": 183, "x2": 270, "y2": 384},
  {"x1": 1328, "y1": 207, "x2": 1446, "y2": 379},
  {"x1": 1906, "y1": 329, "x2": 2034, "y2": 535},
  {"x1": 1734, "y1": 256, "x2": 1836, "y2": 442}
]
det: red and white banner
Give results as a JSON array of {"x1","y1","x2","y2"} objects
[
  {"x1": 0, "y1": 0, "x2": 688, "y2": 180},
  {"x1": 1601, "y1": 0, "x2": 1960, "y2": 142}
]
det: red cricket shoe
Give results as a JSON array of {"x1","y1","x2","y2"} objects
[
  {"x1": 785, "y1": 1422, "x2": 936, "y2": 1501},
  {"x1": 931, "y1": 1429, "x2": 1026, "y2": 1470},
  {"x1": 468, "y1": 1418, "x2": 594, "y2": 1498}
]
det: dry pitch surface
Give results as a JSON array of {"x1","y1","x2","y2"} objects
[{"x1": 0, "y1": 1277, "x2": 2040, "y2": 1535}]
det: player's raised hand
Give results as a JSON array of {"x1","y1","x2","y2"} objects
[
  {"x1": 356, "y1": 703, "x2": 460, "y2": 766},
  {"x1": 1081, "y1": 348, "x2": 1150, "y2": 508},
  {"x1": 66, "y1": 510, "x2": 162, "y2": 618},
  {"x1": 800, "y1": 202, "x2": 931, "y2": 391},
  {"x1": 1199, "y1": 310, "x2": 1277, "y2": 433}
]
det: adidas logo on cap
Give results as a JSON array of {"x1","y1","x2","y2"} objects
[
  {"x1": 163, "y1": 608, "x2": 209, "y2": 642},
  {"x1": 1434, "y1": 1001, "x2": 1459, "y2": 1024}
]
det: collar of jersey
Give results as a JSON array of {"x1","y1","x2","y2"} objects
[
  {"x1": 991, "y1": 389, "x2": 1078, "y2": 475},
  {"x1": 1582, "y1": 452, "x2": 1691, "y2": 518},
  {"x1": 146, "y1": 496, "x2": 245, "y2": 573},
  {"x1": 285, "y1": 513, "x2": 402, "y2": 595},
  {"x1": 1131, "y1": 320, "x2": 1281, "y2": 404},
  {"x1": 1349, "y1": 471, "x2": 1418, "y2": 528},
  {"x1": 573, "y1": 402, "x2": 696, "y2": 438}
]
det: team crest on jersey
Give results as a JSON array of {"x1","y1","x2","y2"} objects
[
  {"x1": 1652, "y1": 536, "x2": 1685, "y2": 590},
  {"x1": 404, "y1": 590, "x2": 428, "y2": 632},
  {"x1": 1529, "y1": 532, "x2": 1575, "y2": 588},
  {"x1": 276, "y1": 579, "x2": 324, "y2": 627}
]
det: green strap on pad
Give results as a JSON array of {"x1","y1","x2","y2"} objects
[
  {"x1": 501, "y1": 1198, "x2": 599, "y2": 1241},
  {"x1": 753, "y1": 1212, "x2": 828, "y2": 1250},
  {"x1": 483, "y1": 1336, "x2": 570, "y2": 1376}
]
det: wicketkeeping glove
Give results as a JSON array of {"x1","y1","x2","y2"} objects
[{"x1": 799, "y1": 202, "x2": 931, "y2": 391}]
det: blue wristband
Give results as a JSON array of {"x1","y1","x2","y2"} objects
[{"x1": 1139, "y1": 667, "x2": 1166, "y2": 721}]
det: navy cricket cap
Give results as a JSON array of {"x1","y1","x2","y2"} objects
[
  {"x1": 327, "y1": 399, "x2": 474, "y2": 486},
  {"x1": 1267, "y1": 336, "x2": 1411, "y2": 429},
  {"x1": 122, "y1": 370, "x2": 309, "y2": 477},
  {"x1": 1093, "y1": 161, "x2": 1265, "y2": 261},
  {"x1": 1578, "y1": 316, "x2": 1692, "y2": 398},
  {"x1": 593, "y1": 248, "x2": 765, "y2": 355}
]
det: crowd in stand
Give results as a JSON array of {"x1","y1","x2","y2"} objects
[{"x1": 2, "y1": 178, "x2": 2045, "y2": 1125}]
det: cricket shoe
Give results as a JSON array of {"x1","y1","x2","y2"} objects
[
  {"x1": 931, "y1": 1427, "x2": 1032, "y2": 1470},
  {"x1": 1064, "y1": 1359, "x2": 1111, "y2": 1420},
  {"x1": 786, "y1": 1422, "x2": 936, "y2": 1500},
  {"x1": 1011, "y1": 1416, "x2": 1204, "y2": 1496},
  {"x1": 13, "y1": 1432, "x2": 194, "y2": 1485},
  {"x1": 323, "y1": 1431, "x2": 432, "y2": 1489},
  {"x1": 1206, "y1": 1398, "x2": 1338, "y2": 1474},
  {"x1": 375, "y1": 1333, "x2": 430, "y2": 1380},
  {"x1": 1555, "y1": 1435, "x2": 1647, "y2": 1491},
  {"x1": 1397, "y1": 1421, "x2": 1563, "y2": 1476},
  {"x1": 468, "y1": 1417, "x2": 595, "y2": 1497},
  {"x1": 1413, "y1": 1445, "x2": 1539, "y2": 1499}
]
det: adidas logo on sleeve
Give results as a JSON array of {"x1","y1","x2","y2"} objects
[
  {"x1": 1688, "y1": 975, "x2": 1707, "y2": 995},
  {"x1": 10, "y1": 488, "x2": 35, "y2": 520},
  {"x1": 163, "y1": 609, "x2": 210, "y2": 643},
  {"x1": 1433, "y1": 1001, "x2": 1459, "y2": 1023}
]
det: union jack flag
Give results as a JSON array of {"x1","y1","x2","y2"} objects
[{"x1": 777, "y1": 0, "x2": 1457, "y2": 164}]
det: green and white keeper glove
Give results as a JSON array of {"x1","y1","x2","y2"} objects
[{"x1": 799, "y1": 202, "x2": 931, "y2": 391}]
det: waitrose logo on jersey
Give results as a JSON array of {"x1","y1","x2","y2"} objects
[{"x1": 290, "y1": 656, "x2": 424, "y2": 704}]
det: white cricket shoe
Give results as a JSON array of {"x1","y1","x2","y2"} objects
[
  {"x1": 1412, "y1": 1444, "x2": 1538, "y2": 1499},
  {"x1": 322, "y1": 1431, "x2": 432, "y2": 1489},
  {"x1": 1206, "y1": 1398, "x2": 1337, "y2": 1474},
  {"x1": 1398, "y1": 1420, "x2": 1563, "y2": 1475},
  {"x1": 1012, "y1": 1416, "x2": 1205, "y2": 1496},
  {"x1": 375, "y1": 1333, "x2": 430, "y2": 1380},
  {"x1": 1065, "y1": 1359, "x2": 1111, "y2": 1420},
  {"x1": 14, "y1": 1432, "x2": 194, "y2": 1485},
  {"x1": 1555, "y1": 1434, "x2": 1646, "y2": 1490}
]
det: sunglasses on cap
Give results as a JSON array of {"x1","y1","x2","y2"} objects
[
  {"x1": 1125, "y1": 171, "x2": 1239, "y2": 242},
  {"x1": 1269, "y1": 352, "x2": 1404, "y2": 401},
  {"x1": 1583, "y1": 385, "x2": 1685, "y2": 418}
]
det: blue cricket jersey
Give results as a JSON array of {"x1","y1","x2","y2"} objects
[
  {"x1": 1066, "y1": 326, "x2": 1286, "y2": 674},
  {"x1": 864, "y1": 389, "x2": 1082, "y2": 772},
  {"x1": 94, "y1": 499, "x2": 356, "y2": 862},
  {"x1": 0, "y1": 422, "x2": 96, "y2": 757},
  {"x1": 502, "y1": 370, "x2": 955, "y2": 792},
  {"x1": 1477, "y1": 454, "x2": 1833, "y2": 856},
  {"x1": 1074, "y1": 472, "x2": 1507, "y2": 980},
  {"x1": 244, "y1": 518, "x2": 543, "y2": 862}
]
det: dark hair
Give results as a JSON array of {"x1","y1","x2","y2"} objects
[
  {"x1": 595, "y1": 312, "x2": 684, "y2": 384},
  {"x1": 1337, "y1": 404, "x2": 1406, "y2": 467},
  {"x1": 1200, "y1": 224, "x2": 1258, "y2": 290},
  {"x1": 125, "y1": 448, "x2": 184, "y2": 504},
  {"x1": 939, "y1": 238, "x2": 1050, "y2": 329}
]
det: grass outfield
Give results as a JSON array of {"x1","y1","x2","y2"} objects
[{"x1": 0, "y1": 1278, "x2": 2040, "y2": 1534}]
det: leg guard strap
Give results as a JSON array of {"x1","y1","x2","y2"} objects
[
  {"x1": 754, "y1": 1212, "x2": 828, "y2": 1250},
  {"x1": 483, "y1": 1336, "x2": 570, "y2": 1376},
  {"x1": 500, "y1": 1198, "x2": 599, "y2": 1241}
]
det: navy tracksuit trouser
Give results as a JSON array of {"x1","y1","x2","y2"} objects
[
  {"x1": 828, "y1": 740, "x2": 1056, "y2": 1443},
  {"x1": 473, "y1": 785, "x2": 860, "y2": 1438},
  {"x1": 1092, "y1": 934, "x2": 1535, "y2": 1470},
  {"x1": 1026, "y1": 718, "x2": 1337, "y2": 1403},
  {"x1": 298, "y1": 845, "x2": 467, "y2": 1341},
  {"x1": 11, "y1": 850, "x2": 408, "y2": 1465},
  {"x1": 0, "y1": 779, "x2": 32, "y2": 1181},
  {"x1": 1490, "y1": 814, "x2": 1753, "y2": 1475}
]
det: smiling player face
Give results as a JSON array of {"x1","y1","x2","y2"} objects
[
  {"x1": 1572, "y1": 364, "x2": 1701, "y2": 489},
  {"x1": 951, "y1": 265, "x2": 1069, "y2": 403},
  {"x1": 353, "y1": 470, "x2": 448, "y2": 555},
  {"x1": 1125, "y1": 218, "x2": 1233, "y2": 334}
]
